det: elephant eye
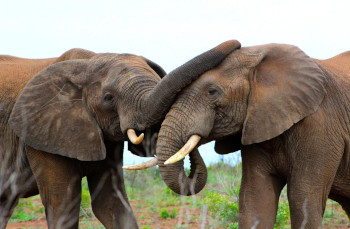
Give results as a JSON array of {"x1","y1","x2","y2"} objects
[
  {"x1": 103, "y1": 93, "x2": 114, "y2": 102},
  {"x1": 207, "y1": 88, "x2": 218, "y2": 96}
]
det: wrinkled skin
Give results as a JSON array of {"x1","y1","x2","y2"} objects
[
  {"x1": 156, "y1": 42, "x2": 350, "y2": 228},
  {"x1": 1, "y1": 41, "x2": 240, "y2": 229}
]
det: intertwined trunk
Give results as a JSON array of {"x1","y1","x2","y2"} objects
[
  {"x1": 143, "y1": 40, "x2": 241, "y2": 126},
  {"x1": 156, "y1": 109, "x2": 207, "y2": 195}
]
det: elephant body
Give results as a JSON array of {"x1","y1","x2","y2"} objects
[
  {"x1": 156, "y1": 42, "x2": 350, "y2": 228},
  {"x1": 0, "y1": 41, "x2": 240, "y2": 228}
]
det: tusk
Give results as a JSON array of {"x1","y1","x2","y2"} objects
[
  {"x1": 123, "y1": 157, "x2": 158, "y2": 170},
  {"x1": 127, "y1": 129, "x2": 144, "y2": 145},
  {"x1": 164, "y1": 135, "x2": 201, "y2": 165}
]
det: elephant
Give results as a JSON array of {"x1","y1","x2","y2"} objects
[
  {"x1": 0, "y1": 48, "x2": 97, "y2": 226},
  {"x1": 0, "y1": 40, "x2": 240, "y2": 229},
  {"x1": 137, "y1": 41, "x2": 350, "y2": 228}
]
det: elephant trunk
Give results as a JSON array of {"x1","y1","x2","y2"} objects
[
  {"x1": 143, "y1": 40, "x2": 241, "y2": 126},
  {"x1": 156, "y1": 111, "x2": 207, "y2": 195}
]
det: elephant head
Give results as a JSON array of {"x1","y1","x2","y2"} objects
[
  {"x1": 8, "y1": 40, "x2": 241, "y2": 162},
  {"x1": 152, "y1": 42, "x2": 326, "y2": 195}
]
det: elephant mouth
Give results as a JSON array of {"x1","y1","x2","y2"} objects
[{"x1": 123, "y1": 134, "x2": 202, "y2": 170}]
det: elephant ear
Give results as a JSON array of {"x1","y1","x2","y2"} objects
[
  {"x1": 214, "y1": 133, "x2": 242, "y2": 154},
  {"x1": 9, "y1": 60, "x2": 106, "y2": 161},
  {"x1": 241, "y1": 44, "x2": 326, "y2": 145},
  {"x1": 142, "y1": 57, "x2": 167, "y2": 78}
]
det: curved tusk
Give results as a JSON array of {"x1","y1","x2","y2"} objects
[
  {"x1": 123, "y1": 157, "x2": 158, "y2": 170},
  {"x1": 164, "y1": 135, "x2": 201, "y2": 165},
  {"x1": 127, "y1": 129, "x2": 144, "y2": 145}
]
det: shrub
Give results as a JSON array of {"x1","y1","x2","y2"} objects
[
  {"x1": 9, "y1": 196, "x2": 44, "y2": 222},
  {"x1": 275, "y1": 201, "x2": 290, "y2": 229},
  {"x1": 159, "y1": 208, "x2": 177, "y2": 219},
  {"x1": 203, "y1": 191, "x2": 239, "y2": 227}
]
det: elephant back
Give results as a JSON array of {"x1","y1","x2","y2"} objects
[{"x1": 318, "y1": 51, "x2": 350, "y2": 79}]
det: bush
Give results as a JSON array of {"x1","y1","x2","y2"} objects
[
  {"x1": 159, "y1": 208, "x2": 177, "y2": 219},
  {"x1": 275, "y1": 201, "x2": 290, "y2": 229},
  {"x1": 9, "y1": 196, "x2": 44, "y2": 222},
  {"x1": 203, "y1": 191, "x2": 239, "y2": 227},
  {"x1": 202, "y1": 183, "x2": 290, "y2": 229}
]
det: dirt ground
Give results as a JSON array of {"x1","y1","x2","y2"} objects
[
  {"x1": 6, "y1": 200, "x2": 219, "y2": 229},
  {"x1": 6, "y1": 204, "x2": 350, "y2": 229}
]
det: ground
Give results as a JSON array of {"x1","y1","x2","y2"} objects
[
  {"x1": 6, "y1": 162, "x2": 350, "y2": 229},
  {"x1": 6, "y1": 199, "x2": 220, "y2": 229}
]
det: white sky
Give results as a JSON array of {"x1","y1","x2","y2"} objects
[{"x1": 1, "y1": 0, "x2": 350, "y2": 165}]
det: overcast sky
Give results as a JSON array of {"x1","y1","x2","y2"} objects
[{"x1": 1, "y1": 0, "x2": 349, "y2": 166}]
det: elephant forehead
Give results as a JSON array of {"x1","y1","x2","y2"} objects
[
  {"x1": 198, "y1": 69, "x2": 231, "y2": 86},
  {"x1": 200, "y1": 68, "x2": 222, "y2": 80},
  {"x1": 117, "y1": 55, "x2": 150, "y2": 70},
  {"x1": 113, "y1": 56, "x2": 155, "y2": 75},
  {"x1": 103, "y1": 68, "x2": 158, "y2": 92}
]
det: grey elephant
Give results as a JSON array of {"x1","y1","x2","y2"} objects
[
  {"x1": 0, "y1": 40, "x2": 240, "y2": 229},
  {"x1": 130, "y1": 41, "x2": 350, "y2": 228}
]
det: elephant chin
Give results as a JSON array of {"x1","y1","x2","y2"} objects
[{"x1": 158, "y1": 148, "x2": 207, "y2": 196}]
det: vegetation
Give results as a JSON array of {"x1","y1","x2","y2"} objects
[
  {"x1": 159, "y1": 208, "x2": 177, "y2": 219},
  {"x1": 9, "y1": 195, "x2": 44, "y2": 222},
  {"x1": 9, "y1": 159, "x2": 349, "y2": 228}
]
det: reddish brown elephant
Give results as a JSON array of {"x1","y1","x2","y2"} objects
[
  {"x1": 136, "y1": 42, "x2": 350, "y2": 228},
  {"x1": 1, "y1": 40, "x2": 240, "y2": 229}
]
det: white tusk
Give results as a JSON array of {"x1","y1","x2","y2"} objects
[
  {"x1": 164, "y1": 135, "x2": 201, "y2": 165},
  {"x1": 127, "y1": 129, "x2": 144, "y2": 145},
  {"x1": 123, "y1": 157, "x2": 158, "y2": 170}
]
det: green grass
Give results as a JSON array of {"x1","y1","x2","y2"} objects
[
  {"x1": 141, "y1": 225, "x2": 152, "y2": 229},
  {"x1": 80, "y1": 218, "x2": 105, "y2": 229},
  {"x1": 159, "y1": 208, "x2": 177, "y2": 219},
  {"x1": 9, "y1": 195, "x2": 44, "y2": 222},
  {"x1": 80, "y1": 178, "x2": 93, "y2": 217}
]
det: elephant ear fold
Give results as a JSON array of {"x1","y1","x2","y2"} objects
[
  {"x1": 241, "y1": 44, "x2": 326, "y2": 145},
  {"x1": 214, "y1": 133, "x2": 242, "y2": 154},
  {"x1": 142, "y1": 57, "x2": 167, "y2": 78},
  {"x1": 9, "y1": 60, "x2": 106, "y2": 161}
]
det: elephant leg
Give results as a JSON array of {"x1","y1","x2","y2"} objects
[
  {"x1": 87, "y1": 170, "x2": 138, "y2": 229},
  {"x1": 26, "y1": 146, "x2": 81, "y2": 229},
  {"x1": 0, "y1": 181, "x2": 38, "y2": 229},
  {"x1": 239, "y1": 146, "x2": 286, "y2": 229},
  {"x1": 288, "y1": 182, "x2": 328, "y2": 228},
  {"x1": 87, "y1": 143, "x2": 138, "y2": 229},
  {"x1": 0, "y1": 196, "x2": 18, "y2": 229},
  {"x1": 0, "y1": 159, "x2": 38, "y2": 229},
  {"x1": 287, "y1": 148, "x2": 341, "y2": 228}
]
